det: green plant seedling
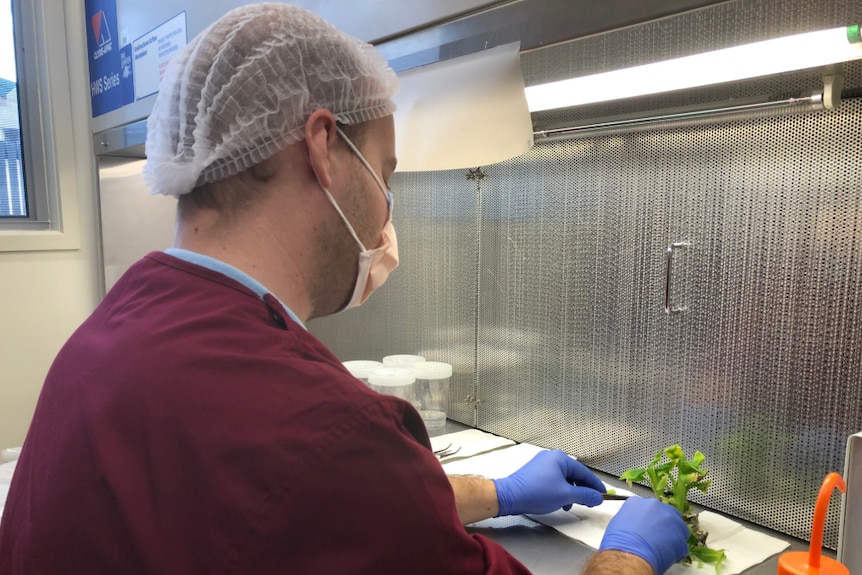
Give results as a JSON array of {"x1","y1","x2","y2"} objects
[{"x1": 620, "y1": 445, "x2": 726, "y2": 572}]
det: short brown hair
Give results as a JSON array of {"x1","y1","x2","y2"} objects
[
  {"x1": 177, "y1": 154, "x2": 280, "y2": 223},
  {"x1": 176, "y1": 119, "x2": 372, "y2": 222}
]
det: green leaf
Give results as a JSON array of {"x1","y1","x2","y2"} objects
[
  {"x1": 622, "y1": 446, "x2": 714, "y2": 512},
  {"x1": 678, "y1": 459, "x2": 702, "y2": 475},
  {"x1": 646, "y1": 466, "x2": 660, "y2": 489},
  {"x1": 620, "y1": 468, "x2": 647, "y2": 485},
  {"x1": 671, "y1": 474, "x2": 691, "y2": 513},
  {"x1": 687, "y1": 532, "x2": 699, "y2": 546},
  {"x1": 664, "y1": 444, "x2": 684, "y2": 461},
  {"x1": 647, "y1": 469, "x2": 669, "y2": 499},
  {"x1": 689, "y1": 545, "x2": 727, "y2": 573},
  {"x1": 694, "y1": 479, "x2": 712, "y2": 493}
]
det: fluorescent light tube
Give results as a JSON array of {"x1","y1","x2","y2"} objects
[{"x1": 525, "y1": 25, "x2": 862, "y2": 112}]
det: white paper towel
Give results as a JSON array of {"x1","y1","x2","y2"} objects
[
  {"x1": 529, "y1": 505, "x2": 789, "y2": 575},
  {"x1": 442, "y1": 441, "x2": 545, "y2": 475},
  {"x1": 441, "y1": 442, "x2": 790, "y2": 575},
  {"x1": 393, "y1": 42, "x2": 533, "y2": 172}
]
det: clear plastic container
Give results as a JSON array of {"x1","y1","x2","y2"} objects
[
  {"x1": 368, "y1": 367, "x2": 418, "y2": 409},
  {"x1": 342, "y1": 360, "x2": 383, "y2": 385},
  {"x1": 382, "y1": 354, "x2": 426, "y2": 368},
  {"x1": 412, "y1": 361, "x2": 452, "y2": 430},
  {"x1": 1, "y1": 447, "x2": 21, "y2": 462}
]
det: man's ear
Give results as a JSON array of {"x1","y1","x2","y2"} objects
[{"x1": 304, "y1": 109, "x2": 339, "y2": 189}]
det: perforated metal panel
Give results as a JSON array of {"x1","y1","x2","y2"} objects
[
  {"x1": 310, "y1": 0, "x2": 862, "y2": 548},
  {"x1": 476, "y1": 99, "x2": 862, "y2": 548},
  {"x1": 309, "y1": 169, "x2": 480, "y2": 425}
]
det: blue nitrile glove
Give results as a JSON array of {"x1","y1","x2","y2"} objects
[
  {"x1": 599, "y1": 497, "x2": 690, "y2": 575},
  {"x1": 492, "y1": 448, "x2": 606, "y2": 516}
]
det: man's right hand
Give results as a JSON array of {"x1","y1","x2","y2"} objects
[{"x1": 597, "y1": 497, "x2": 690, "y2": 574}]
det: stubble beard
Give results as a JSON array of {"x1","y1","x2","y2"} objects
[{"x1": 306, "y1": 172, "x2": 377, "y2": 319}]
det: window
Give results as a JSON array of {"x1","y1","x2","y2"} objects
[
  {"x1": 0, "y1": 0, "x2": 82, "y2": 251},
  {"x1": 0, "y1": 0, "x2": 26, "y2": 218}
]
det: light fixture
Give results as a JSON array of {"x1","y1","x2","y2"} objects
[{"x1": 525, "y1": 25, "x2": 862, "y2": 112}]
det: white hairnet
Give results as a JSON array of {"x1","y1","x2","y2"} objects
[{"x1": 143, "y1": 3, "x2": 399, "y2": 197}]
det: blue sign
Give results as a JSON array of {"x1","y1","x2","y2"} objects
[
  {"x1": 85, "y1": 0, "x2": 131, "y2": 117},
  {"x1": 120, "y1": 44, "x2": 135, "y2": 107}
]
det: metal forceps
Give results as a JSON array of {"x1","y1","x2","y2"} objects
[{"x1": 432, "y1": 443, "x2": 462, "y2": 459}]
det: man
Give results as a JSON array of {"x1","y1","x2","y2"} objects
[{"x1": 0, "y1": 4, "x2": 688, "y2": 574}]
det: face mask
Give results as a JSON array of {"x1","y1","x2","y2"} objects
[{"x1": 317, "y1": 127, "x2": 399, "y2": 310}]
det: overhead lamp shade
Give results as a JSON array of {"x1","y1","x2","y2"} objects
[{"x1": 393, "y1": 42, "x2": 533, "y2": 172}]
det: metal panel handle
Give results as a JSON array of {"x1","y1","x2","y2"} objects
[{"x1": 665, "y1": 241, "x2": 691, "y2": 314}]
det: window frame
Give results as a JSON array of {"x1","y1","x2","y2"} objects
[{"x1": 0, "y1": 0, "x2": 81, "y2": 251}]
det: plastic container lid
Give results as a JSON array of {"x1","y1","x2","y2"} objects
[
  {"x1": 412, "y1": 361, "x2": 453, "y2": 379},
  {"x1": 342, "y1": 360, "x2": 383, "y2": 379},
  {"x1": 1, "y1": 447, "x2": 21, "y2": 462},
  {"x1": 368, "y1": 367, "x2": 416, "y2": 386},
  {"x1": 382, "y1": 354, "x2": 426, "y2": 367}
]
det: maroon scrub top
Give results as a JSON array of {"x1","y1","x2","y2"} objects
[{"x1": 0, "y1": 252, "x2": 530, "y2": 575}]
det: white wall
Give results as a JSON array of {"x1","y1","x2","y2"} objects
[{"x1": 0, "y1": 0, "x2": 102, "y2": 449}]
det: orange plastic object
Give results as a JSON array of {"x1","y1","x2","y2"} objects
[{"x1": 777, "y1": 472, "x2": 849, "y2": 575}]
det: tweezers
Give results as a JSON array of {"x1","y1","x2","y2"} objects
[
  {"x1": 432, "y1": 443, "x2": 462, "y2": 459},
  {"x1": 602, "y1": 493, "x2": 631, "y2": 500}
]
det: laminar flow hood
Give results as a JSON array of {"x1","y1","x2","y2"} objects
[{"x1": 92, "y1": 0, "x2": 862, "y2": 552}]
